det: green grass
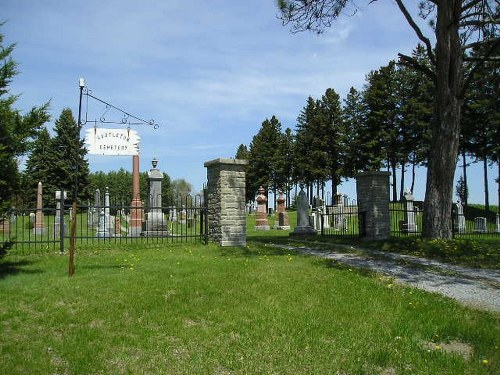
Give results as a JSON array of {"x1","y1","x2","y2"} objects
[{"x1": 1, "y1": 241, "x2": 499, "y2": 374}]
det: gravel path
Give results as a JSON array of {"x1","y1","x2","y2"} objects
[{"x1": 270, "y1": 243, "x2": 500, "y2": 313}]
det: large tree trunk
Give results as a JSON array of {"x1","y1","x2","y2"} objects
[
  {"x1": 400, "y1": 162, "x2": 406, "y2": 201},
  {"x1": 462, "y1": 150, "x2": 468, "y2": 206},
  {"x1": 423, "y1": 1, "x2": 463, "y2": 239},
  {"x1": 391, "y1": 161, "x2": 397, "y2": 202},
  {"x1": 483, "y1": 157, "x2": 489, "y2": 211}
]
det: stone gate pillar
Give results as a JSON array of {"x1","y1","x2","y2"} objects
[
  {"x1": 204, "y1": 158, "x2": 248, "y2": 246},
  {"x1": 356, "y1": 171, "x2": 391, "y2": 240}
]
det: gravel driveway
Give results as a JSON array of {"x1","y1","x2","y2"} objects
[{"x1": 270, "y1": 243, "x2": 500, "y2": 313}]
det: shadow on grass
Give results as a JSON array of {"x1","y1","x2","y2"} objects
[
  {"x1": 321, "y1": 257, "x2": 379, "y2": 278},
  {"x1": 0, "y1": 260, "x2": 43, "y2": 280},
  {"x1": 80, "y1": 264, "x2": 126, "y2": 271}
]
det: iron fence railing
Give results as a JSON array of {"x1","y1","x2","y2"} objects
[
  {"x1": 0, "y1": 197, "x2": 208, "y2": 251},
  {"x1": 320, "y1": 205, "x2": 364, "y2": 238}
]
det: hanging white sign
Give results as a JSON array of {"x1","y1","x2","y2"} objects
[{"x1": 85, "y1": 128, "x2": 140, "y2": 156}]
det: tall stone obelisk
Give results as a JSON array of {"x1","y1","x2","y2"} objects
[
  {"x1": 34, "y1": 181, "x2": 45, "y2": 235},
  {"x1": 128, "y1": 155, "x2": 144, "y2": 236}
]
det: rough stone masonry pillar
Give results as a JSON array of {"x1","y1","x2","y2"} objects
[
  {"x1": 356, "y1": 171, "x2": 391, "y2": 240},
  {"x1": 204, "y1": 158, "x2": 248, "y2": 246}
]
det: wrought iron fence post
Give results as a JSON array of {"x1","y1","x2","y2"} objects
[{"x1": 203, "y1": 188, "x2": 209, "y2": 245}]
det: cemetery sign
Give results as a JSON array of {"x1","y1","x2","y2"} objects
[{"x1": 85, "y1": 128, "x2": 140, "y2": 156}]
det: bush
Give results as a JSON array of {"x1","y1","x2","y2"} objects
[{"x1": 0, "y1": 240, "x2": 15, "y2": 260}]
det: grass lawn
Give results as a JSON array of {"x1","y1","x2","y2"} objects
[{"x1": 1, "y1": 239, "x2": 499, "y2": 374}]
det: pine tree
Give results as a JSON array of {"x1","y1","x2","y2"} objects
[
  {"x1": 0, "y1": 28, "x2": 49, "y2": 210},
  {"x1": 317, "y1": 88, "x2": 345, "y2": 196},
  {"x1": 462, "y1": 48, "x2": 500, "y2": 211},
  {"x1": 235, "y1": 144, "x2": 249, "y2": 160},
  {"x1": 342, "y1": 87, "x2": 369, "y2": 177},
  {"x1": 364, "y1": 61, "x2": 400, "y2": 200},
  {"x1": 247, "y1": 116, "x2": 284, "y2": 201},
  {"x1": 23, "y1": 128, "x2": 59, "y2": 207},
  {"x1": 50, "y1": 108, "x2": 91, "y2": 203}
]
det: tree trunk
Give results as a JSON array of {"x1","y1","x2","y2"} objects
[
  {"x1": 423, "y1": 1, "x2": 463, "y2": 239},
  {"x1": 410, "y1": 159, "x2": 416, "y2": 194},
  {"x1": 400, "y1": 163, "x2": 406, "y2": 201},
  {"x1": 391, "y1": 162, "x2": 397, "y2": 202},
  {"x1": 462, "y1": 150, "x2": 468, "y2": 206},
  {"x1": 483, "y1": 157, "x2": 489, "y2": 211}
]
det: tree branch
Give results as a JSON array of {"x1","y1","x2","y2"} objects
[
  {"x1": 398, "y1": 53, "x2": 437, "y2": 84},
  {"x1": 394, "y1": 0, "x2": 436, "y2": 66}
]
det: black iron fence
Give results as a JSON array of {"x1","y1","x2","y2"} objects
[
  {"x1": 316, "y1": 201, "x2": 499, "y2": 239},
  {"x1": 0, "y1": 194, "x2": 208, "y2": 251},
  {"x1": 320, "y1": 205, "x2": 365, "y2": 238},
  {"x1": 389, "y1": 203, "x2": 499, "y2": 238}
]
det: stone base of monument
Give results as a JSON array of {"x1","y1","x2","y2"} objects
[
  {"x1": 275, "y1": 225, "x2": 291, "y2": 230},
  {"x1": 127, "y1": 227, "x2": 144, "y2": 237},
  {"x1": 255, "y1": 217, "x2": 270, "y2": 231},
  {"x1": 290, "y1": 225, "x2": 316, "y2": 236},
  {"x1": 144, "y1": 225, "x2": 169, "y2": 237},
  {"x1": 255, "y1": 225, "x2": 271, "y2": 231},
  {"x1": 34, "y1": 227, "x2": 46, "y2": 235}
]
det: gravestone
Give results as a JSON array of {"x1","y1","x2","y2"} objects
[
  {"x1": 34, "y1": 181, "x2": 45, "y2": 235},
  {"x1": 474, "y1": 217, "x2": 487, "y2": 233},
  {"x1": 274, "y1": 191, "x2": 290, "y2": 230},
  {"x1": 454, "y1": 201, "x2": 466, "y2": 234},
  {"x1": 145, "y1": 158, "x2": 168, "y2": 236},
  {"x1": 291, "y1": 187, "x2": 316, "y2": 236},
  {"x1": 169, "y1": 207, "x2": 178, "y2": 222},
  {"x1": 104, "y1": 187, "x2": 115, "y2": 235},
  {"x1": 0, "y1": 217, "x2": 9, "y2": 234},
  {"x1": 356, "y1": 171, "x2": 390, "y2": 240},
  {"x1": 255, "y1": 186, "x2": 270, "y2": 231},
  {"x1": 54, "y1": 190, "x2": 67, "y2": 239},
  {"x1": 96, "y1": 209, "x2": 111, "y2": 237},
  {"x1": 496, "y1": 214, "x2": 500, "y2": 233},
  {"x1": 89, "y1": 188, "x2": 101, "y2": 228},
  {"x1": 402, "y1": 191, "x2": 417, "y2": 234},
  {"x1": 179, "y1": 206, "x2": 187, "y2": 225},
  {"x1": 331, "y1": 198, "x2": 346, "y2": 231}
]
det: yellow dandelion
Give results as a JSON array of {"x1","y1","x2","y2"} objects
[{"x1": 482, "y1": 359, "x2": 489, "y2": 365}]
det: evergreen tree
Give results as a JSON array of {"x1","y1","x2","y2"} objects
[
  {"x1": 342, "y1": 87, "x2": 369, "y2": 177},
  {"x1": 294, "y1": 97, "x2": 318, "y2": 187},
  {"x1": 462, "y1": 50, "x2": 500, "y2": 211},
  {"x1": 396, "y1": 45, "x2": 433, "y2": 195},
  {"x1": 50, "y1": 108, "x2": 91, "y2": 203},
  {"x1": 0, "y1": 28, "x2": 49, "y2": 210},
  {"x1": 317, "y1": 88, "x2": 345, "y2": 196},
  {"x1": 23, "y1": 128, "x2": 58, "y2": 207},
  {"x1": 364, "y1": 61, "x2": 400, "y2": 201},
  {"x1": 235, "y1": 144, "x2": 249, "y2": 159},
  {"x1": 247, "y1": 116, "x2": 284, "y2": 202}
]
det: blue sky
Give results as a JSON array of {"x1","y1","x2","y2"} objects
[{"x1": 3, "y1": 0, "x2": 497, "y2": 205}]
